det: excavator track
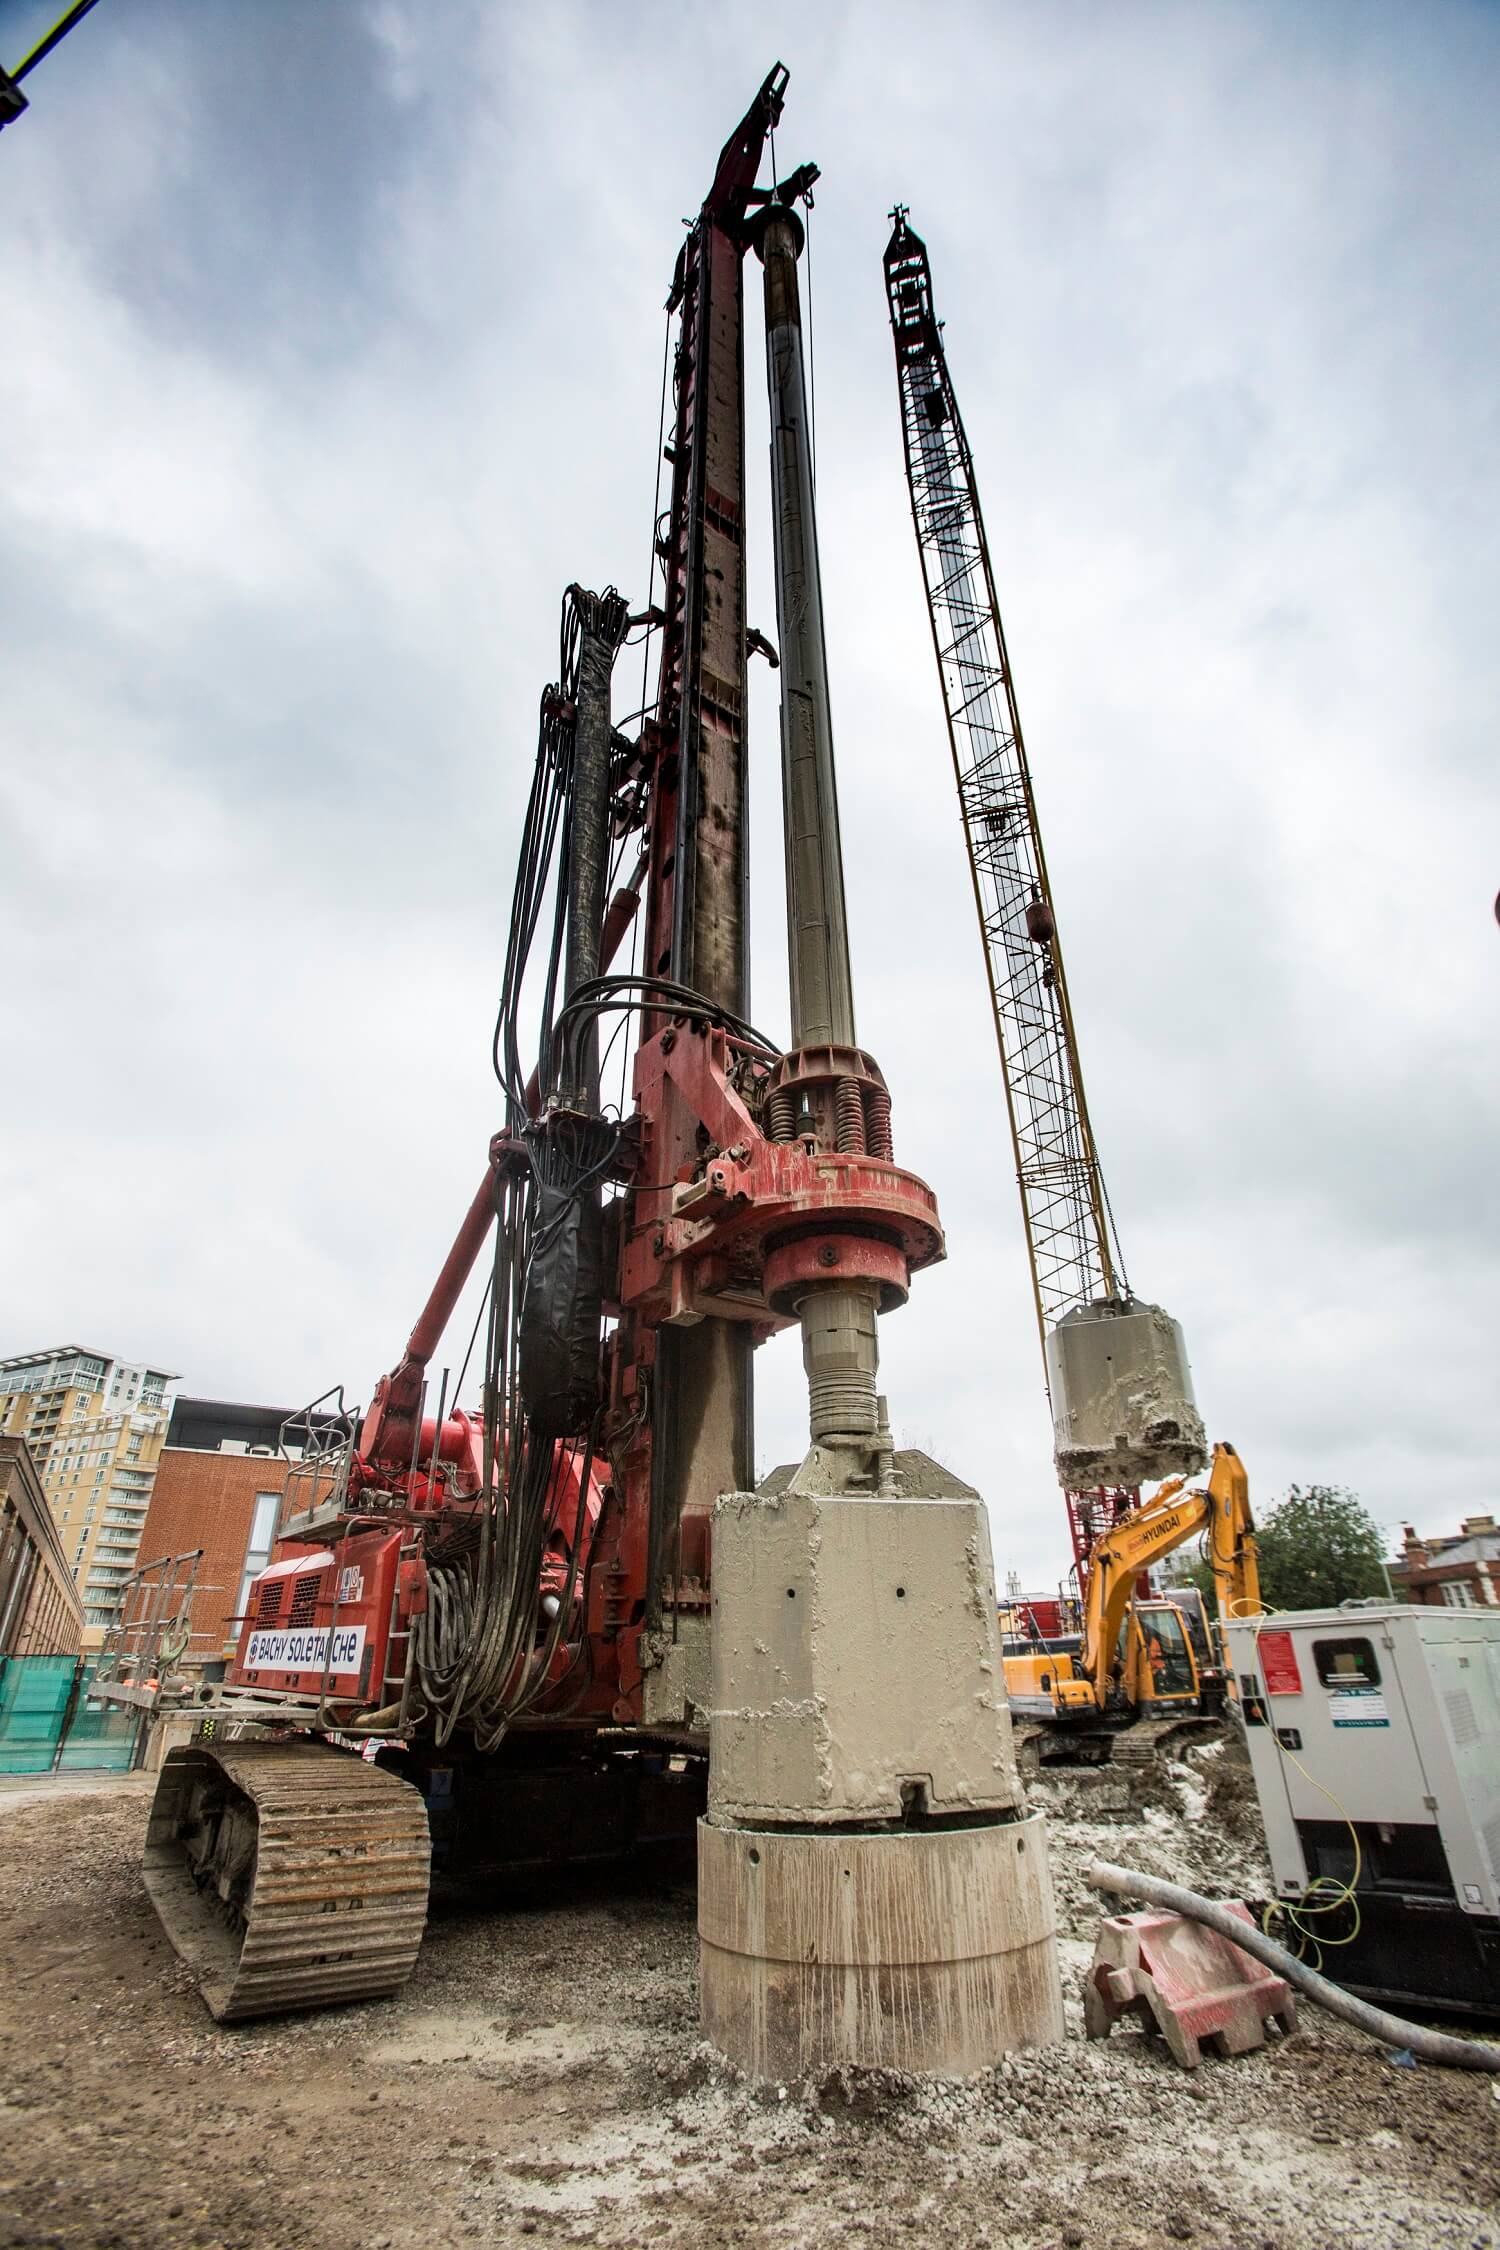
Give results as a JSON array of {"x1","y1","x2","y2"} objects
[
  {"x1": 1015, "y1": 1713, "x2": 1226, "y2": 1772},
  {"x1": 1108, "y1": 1714, "x2": 1224, "y2": 1765},
  {"x1": 143, "y1": 1739, "x2": 431, "y2": 2023}
]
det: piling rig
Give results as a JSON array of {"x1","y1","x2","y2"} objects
[{"x1": 133, "y1": 73, "x2": 1060, "y2": 2062}]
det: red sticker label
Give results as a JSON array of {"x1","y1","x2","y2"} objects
[{"x1": 1257, "y1": 1629, "x2": 1302, "y2": 1696}]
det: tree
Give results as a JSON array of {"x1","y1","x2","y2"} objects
[
  {"x1": 1165, "y1": 1483, "x2": 1391, "y2": 1612},
  {"x1": 1253, "y1": 1484, "x2": 1391, "y2": 1610}
]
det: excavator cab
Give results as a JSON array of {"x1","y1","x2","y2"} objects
[{"x1": 1128, "y1": 1599, "x2": 1200, "y2": 1707}]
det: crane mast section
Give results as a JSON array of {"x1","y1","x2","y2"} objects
[{"x1": 883, "y1": 220, "x2": 1122, "y2": 1347}]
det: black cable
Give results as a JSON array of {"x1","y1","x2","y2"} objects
[
  {"x1": 552, "y1": 973, "x2": 782, "y2": 1084},
  {"x1": 448, "y1": 1270, "x2": 494, "y2": 1419},
  {"x1": 426, "y1": 585, "x2": 654, "y2": 1746},
  {"x1": 12, "y1": 0, "x2": 102, "y2": 82}
]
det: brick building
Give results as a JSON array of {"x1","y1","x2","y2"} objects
[
  {"x1": 0, "y1": 1435, "x2": 85, "y2": 1658},
  {"x1": 1390, "y1": 1514, "x2": 1500, "y2": 1608},
  {"x1": 138, "y1": 1397, "x2": 347, "y2": 1670}
]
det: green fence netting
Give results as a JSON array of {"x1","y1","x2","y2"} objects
[
  {"x1": 57, "y1": 1667, "x2": 142, "y2": 1771},
  {"x1": 0, "y1": 1656, "x2": 142, "y2": 1775}
]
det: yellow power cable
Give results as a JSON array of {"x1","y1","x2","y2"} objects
[{"x1": 1247, "y1": 1607, "x2": 1365, "y2": 1954}]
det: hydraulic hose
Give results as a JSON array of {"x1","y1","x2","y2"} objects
[{"x1": 1087, "y1": 1859, "x2": 1500, "y2": 2074}]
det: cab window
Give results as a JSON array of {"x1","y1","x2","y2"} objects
[{"x1": 1141, "y1": 1608, "x2": 1196, "y2": 1698}]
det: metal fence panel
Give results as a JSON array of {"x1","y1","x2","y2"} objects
[{"x1": 58, "y1": 1669, "x2": 141, "y2": 1771}]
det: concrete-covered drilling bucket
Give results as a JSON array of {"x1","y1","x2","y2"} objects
[
  {"x1": 1046, "y1": 1298, "x2": 1207, "y2": 1489},
  {"x1": 698, "y1": 1459, "x2": 1065, "y2": 2079}
]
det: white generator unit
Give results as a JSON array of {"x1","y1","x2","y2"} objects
[{"x1": 1222, "y1": 1603, "x2": 1500, "y2": 2020}]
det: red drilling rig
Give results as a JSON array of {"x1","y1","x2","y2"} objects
[{"x1": 138, "y1": 66, "x2": 948, "y2": 2025}]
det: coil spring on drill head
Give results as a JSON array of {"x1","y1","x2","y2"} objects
[
  {"x1": 864, "y1": 1084, "x2": 893, "y2": 1161},
  {"x1": 809, "y1": 1368, "x2": 878, "y2": 1438},
  {"x1": 835, "y1": 1078, "x2": 867, "y2": 1154},
  {"x1": 766, "y1": 1086, "x2": 796, "y2": 1142}
]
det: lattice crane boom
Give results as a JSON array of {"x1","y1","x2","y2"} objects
[{"x1": 883, "y1": 209, "x2": 1128, "y2": 1357}]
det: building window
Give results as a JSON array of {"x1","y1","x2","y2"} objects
[
  {"x1": 235, "y1": 1492, "x2": 283, "y2": 1624},
  {"x1": 1441, "y1": 1580, "x2": 1476, "y2": 1608}
]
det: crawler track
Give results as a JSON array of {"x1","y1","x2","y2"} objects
[
  {"x1": 1016, "y1": 1712, "x2": 1226, "y2": 1772},
  {"x1": 143, "y1": 1740, "x2": 431, "y2": 2022}
]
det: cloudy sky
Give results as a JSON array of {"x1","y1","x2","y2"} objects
[{"x1": 4, "y1": 0, "x2": 1496, "y2": 1589}]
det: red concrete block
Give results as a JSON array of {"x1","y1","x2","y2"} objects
[{"x1": 1084, "y1": 1904, "x2": 1298, "y2": 2069}]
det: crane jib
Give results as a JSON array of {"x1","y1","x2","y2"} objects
[{"x1": 882, "y1": 208, "x2": 1124, "y2": 1354}]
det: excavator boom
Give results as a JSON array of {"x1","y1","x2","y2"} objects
[
  {"x1": 1086, "y1": 1443, "x2": 1257, "y2": 1703},
  {"x1": 1004, "y1": 1443, "x2": 1261, "y2": 1739}
]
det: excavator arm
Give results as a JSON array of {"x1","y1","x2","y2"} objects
[
  {"x1": 1079, "y1": 1442, "x2": 1259, "y2": 1712},
  {"x1": 1204, "y1": 1441, "x2": 1260, "y2": 1624}
]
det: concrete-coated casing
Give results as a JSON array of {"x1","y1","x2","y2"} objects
[
  {"x1": 708, "y1": 1468, "x2": 1022, "y2": 1826},
  {"x1": 700, "y1": 1451, "x2": 1064, "y2": 2075},
  {"x1": 699, "y1": 1812, "x2": 1065, "y2": 2078},
  {"x1": 1046, "y1": 1298, "x2": 1207, "y2": 1488}
]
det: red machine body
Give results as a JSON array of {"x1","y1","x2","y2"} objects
[
  {"x1": 229, "y1": 1407, "x2": 604, "y2": 1722},
  {"x1": 236, "y1": 1531, "x2": 404, "y2": 1703},
  {"x1": 1011, "y1": 1597, "x2": 1073, "y2": 1642}
]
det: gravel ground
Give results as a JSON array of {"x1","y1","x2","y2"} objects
[{"x1": 0, "y1": 1746, "x2": 1495, "y2": 2250}]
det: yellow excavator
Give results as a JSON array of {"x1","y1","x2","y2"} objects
[{"x1": 1003, "y1": 1441, "x2": 1262, "y2": 1760}]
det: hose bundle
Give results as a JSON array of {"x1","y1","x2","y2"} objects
[
  {"x1": 412, "y1": 588, "x2": 786, "y2": 1751},
  {"x1": 411, "y1": 589, "x2": 628, "y2": 1749}
]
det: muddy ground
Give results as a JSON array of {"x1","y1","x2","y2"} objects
[{"x1": 0, "y1": 1745, "x2": 1495, "y2": 2250}]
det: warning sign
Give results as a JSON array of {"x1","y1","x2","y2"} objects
[{"x1": 1256, "y1": 1629, "x2": 1303, "y2": 1697}]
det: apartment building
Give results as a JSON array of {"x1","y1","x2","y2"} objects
[{"x1": 0, "y1": 1347, "x2": 178, "y2": 1646}]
